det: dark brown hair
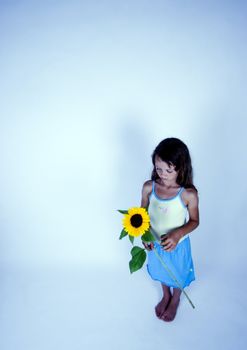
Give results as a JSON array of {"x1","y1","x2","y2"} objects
[{"x1": 151, "y1": 137, "x2": 197, "y2": 191}]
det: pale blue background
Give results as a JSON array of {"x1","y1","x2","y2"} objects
[{"x1": 0, "y1": 0, "x2": 247, "y2": 349}]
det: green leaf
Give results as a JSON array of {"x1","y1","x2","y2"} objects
[
  {"x1": 117, "y1": 209, "x2": 129, "y2": 214},
  {"x1": 129, "y1": 248, "x2": 147, "y2": 273},
  {"x1": 119, "y1": 229, "x2": 128, "y2": 240},
  {"x1": 141, "y1": 230, "x2": 156, "y2": 242},
  {"x1": 129, "y1": 235, "x2": 134, "y2": 244},
  {"x1": 130, "y1": 246, "x2": 144, "y2": 257}
]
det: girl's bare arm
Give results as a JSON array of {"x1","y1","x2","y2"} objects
[
  {"x1": 140, "y1": 180, "x2": 152, "y2": 207},
  {"x1": 140, "y1": 181, "x2": 153, "y2": 250},
  {"x1": 178, "y1": 188, "x2": 200, "y2": 237}
]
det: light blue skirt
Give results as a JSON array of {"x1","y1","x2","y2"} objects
[{"x1": 146, "y1": 237, "x2": 195, "y2": 288}]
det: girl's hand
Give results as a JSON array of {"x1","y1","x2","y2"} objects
[
  {"x1": 142, "y1": 241, "x2": 154, "y2": 251},
  {"x1": 161, "y1": 230, "x2": 182, "y2": 252}
]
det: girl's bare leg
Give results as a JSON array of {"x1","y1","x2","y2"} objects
[
  {"x1": 161, "y1": 287, "x2": 182, "y2": 322},
  {"x1": 155, "y1": 283, "x2": 172, "y2": 318}
]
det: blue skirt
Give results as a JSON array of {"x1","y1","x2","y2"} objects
[{"x1": 146, "y1": 237, "x2": 195, "y2": 288}]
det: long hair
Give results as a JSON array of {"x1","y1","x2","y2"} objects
[{"x1": 151, "y1": 138, "x2": 197, "y2": 191}]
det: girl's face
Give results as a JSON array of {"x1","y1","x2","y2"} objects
[{"x1": 154, "y1": 156, "x2": 178, "y2": 185}]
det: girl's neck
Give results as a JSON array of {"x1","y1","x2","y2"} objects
[{"x1": 157, "y1": 179, "x2": 180, "y2": 189}]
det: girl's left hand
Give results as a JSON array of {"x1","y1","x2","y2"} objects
[{"x1": 161, "y1": 230, "x2": 182, "y2": 252}]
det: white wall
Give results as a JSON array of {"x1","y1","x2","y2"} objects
[
  {"x1": 0, "y1": 0, "x2": 246, "y2": 272},
  {"x1": 1, "y1": 1, "x2": 247, "y2": 350}
]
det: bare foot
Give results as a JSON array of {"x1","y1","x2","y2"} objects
[
  {"x1": 161, "y1": 297, "x2": 180, "y2": 322},
  {"x1": 155, "y1": 294, "x2": 172, "y2": 319}
]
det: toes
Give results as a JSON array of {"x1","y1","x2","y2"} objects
[
  {"x1": 161, "y1": 312, "x2": 169, "y2": 322},
  {"x1": 155, "y1": 308, "x2": 160, "y2": 318},
  {"x1": 162, "y1": 315, "x2": 172, "y2": 322},
  {"x1": 155, "y1": 305, "x2": 161, "y2": 318},
  {"x1": 156, "y1": 310, "x2": 163, "y2": 319},
  {"x1": 161, "y1": 308, "x2": 176, "y2": 322}
]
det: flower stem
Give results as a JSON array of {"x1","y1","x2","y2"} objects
[{"x1": 153, "y1": 247, "x2": 195, "y2": 309}]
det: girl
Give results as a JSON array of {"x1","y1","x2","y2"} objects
[{"x1": 141, "y1": 137, "x2": 199, "y2": 322}]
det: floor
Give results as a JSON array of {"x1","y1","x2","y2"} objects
[{"x1": 0, "y1": 262, "x2": 246, "y2": 350}]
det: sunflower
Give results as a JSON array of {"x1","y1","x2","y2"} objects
[{"x1": 122, "y1": 207, "x2": 150, "y2": 237}]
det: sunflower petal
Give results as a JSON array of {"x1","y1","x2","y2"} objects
[{"x1": 122, "y1": 207, "x2": 150, "y2": 237}]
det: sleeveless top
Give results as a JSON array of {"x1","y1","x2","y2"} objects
[{"x1": 148, "y1": 181, "x2": 189, "y2": 244}]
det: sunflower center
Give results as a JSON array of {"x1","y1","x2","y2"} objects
[{"x1": 130, "y1": 214, "x2": 143, "y2": 228}]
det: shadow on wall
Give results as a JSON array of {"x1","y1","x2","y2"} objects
[
  {"x1": 112, "y1": 113, "x2": 153, "y2": 209},
  {"x1": 110, "y1": 113, "x2": 154, "y2": 264}
]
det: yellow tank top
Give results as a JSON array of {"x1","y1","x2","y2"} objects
[{"x1": 148, "y1": 181, "x2": 189, "y2": 244}]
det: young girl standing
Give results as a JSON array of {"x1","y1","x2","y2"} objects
[{"x1": 141, "y1": 138, "x2": 199, "y2": 322}]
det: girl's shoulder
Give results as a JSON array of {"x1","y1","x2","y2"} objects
[
  {"x1": 181, "y1": 187, "x2": 199, "y2": 207},
  {"x1": 142, "y1": 180, "x2": 153, "y2": 196}
]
